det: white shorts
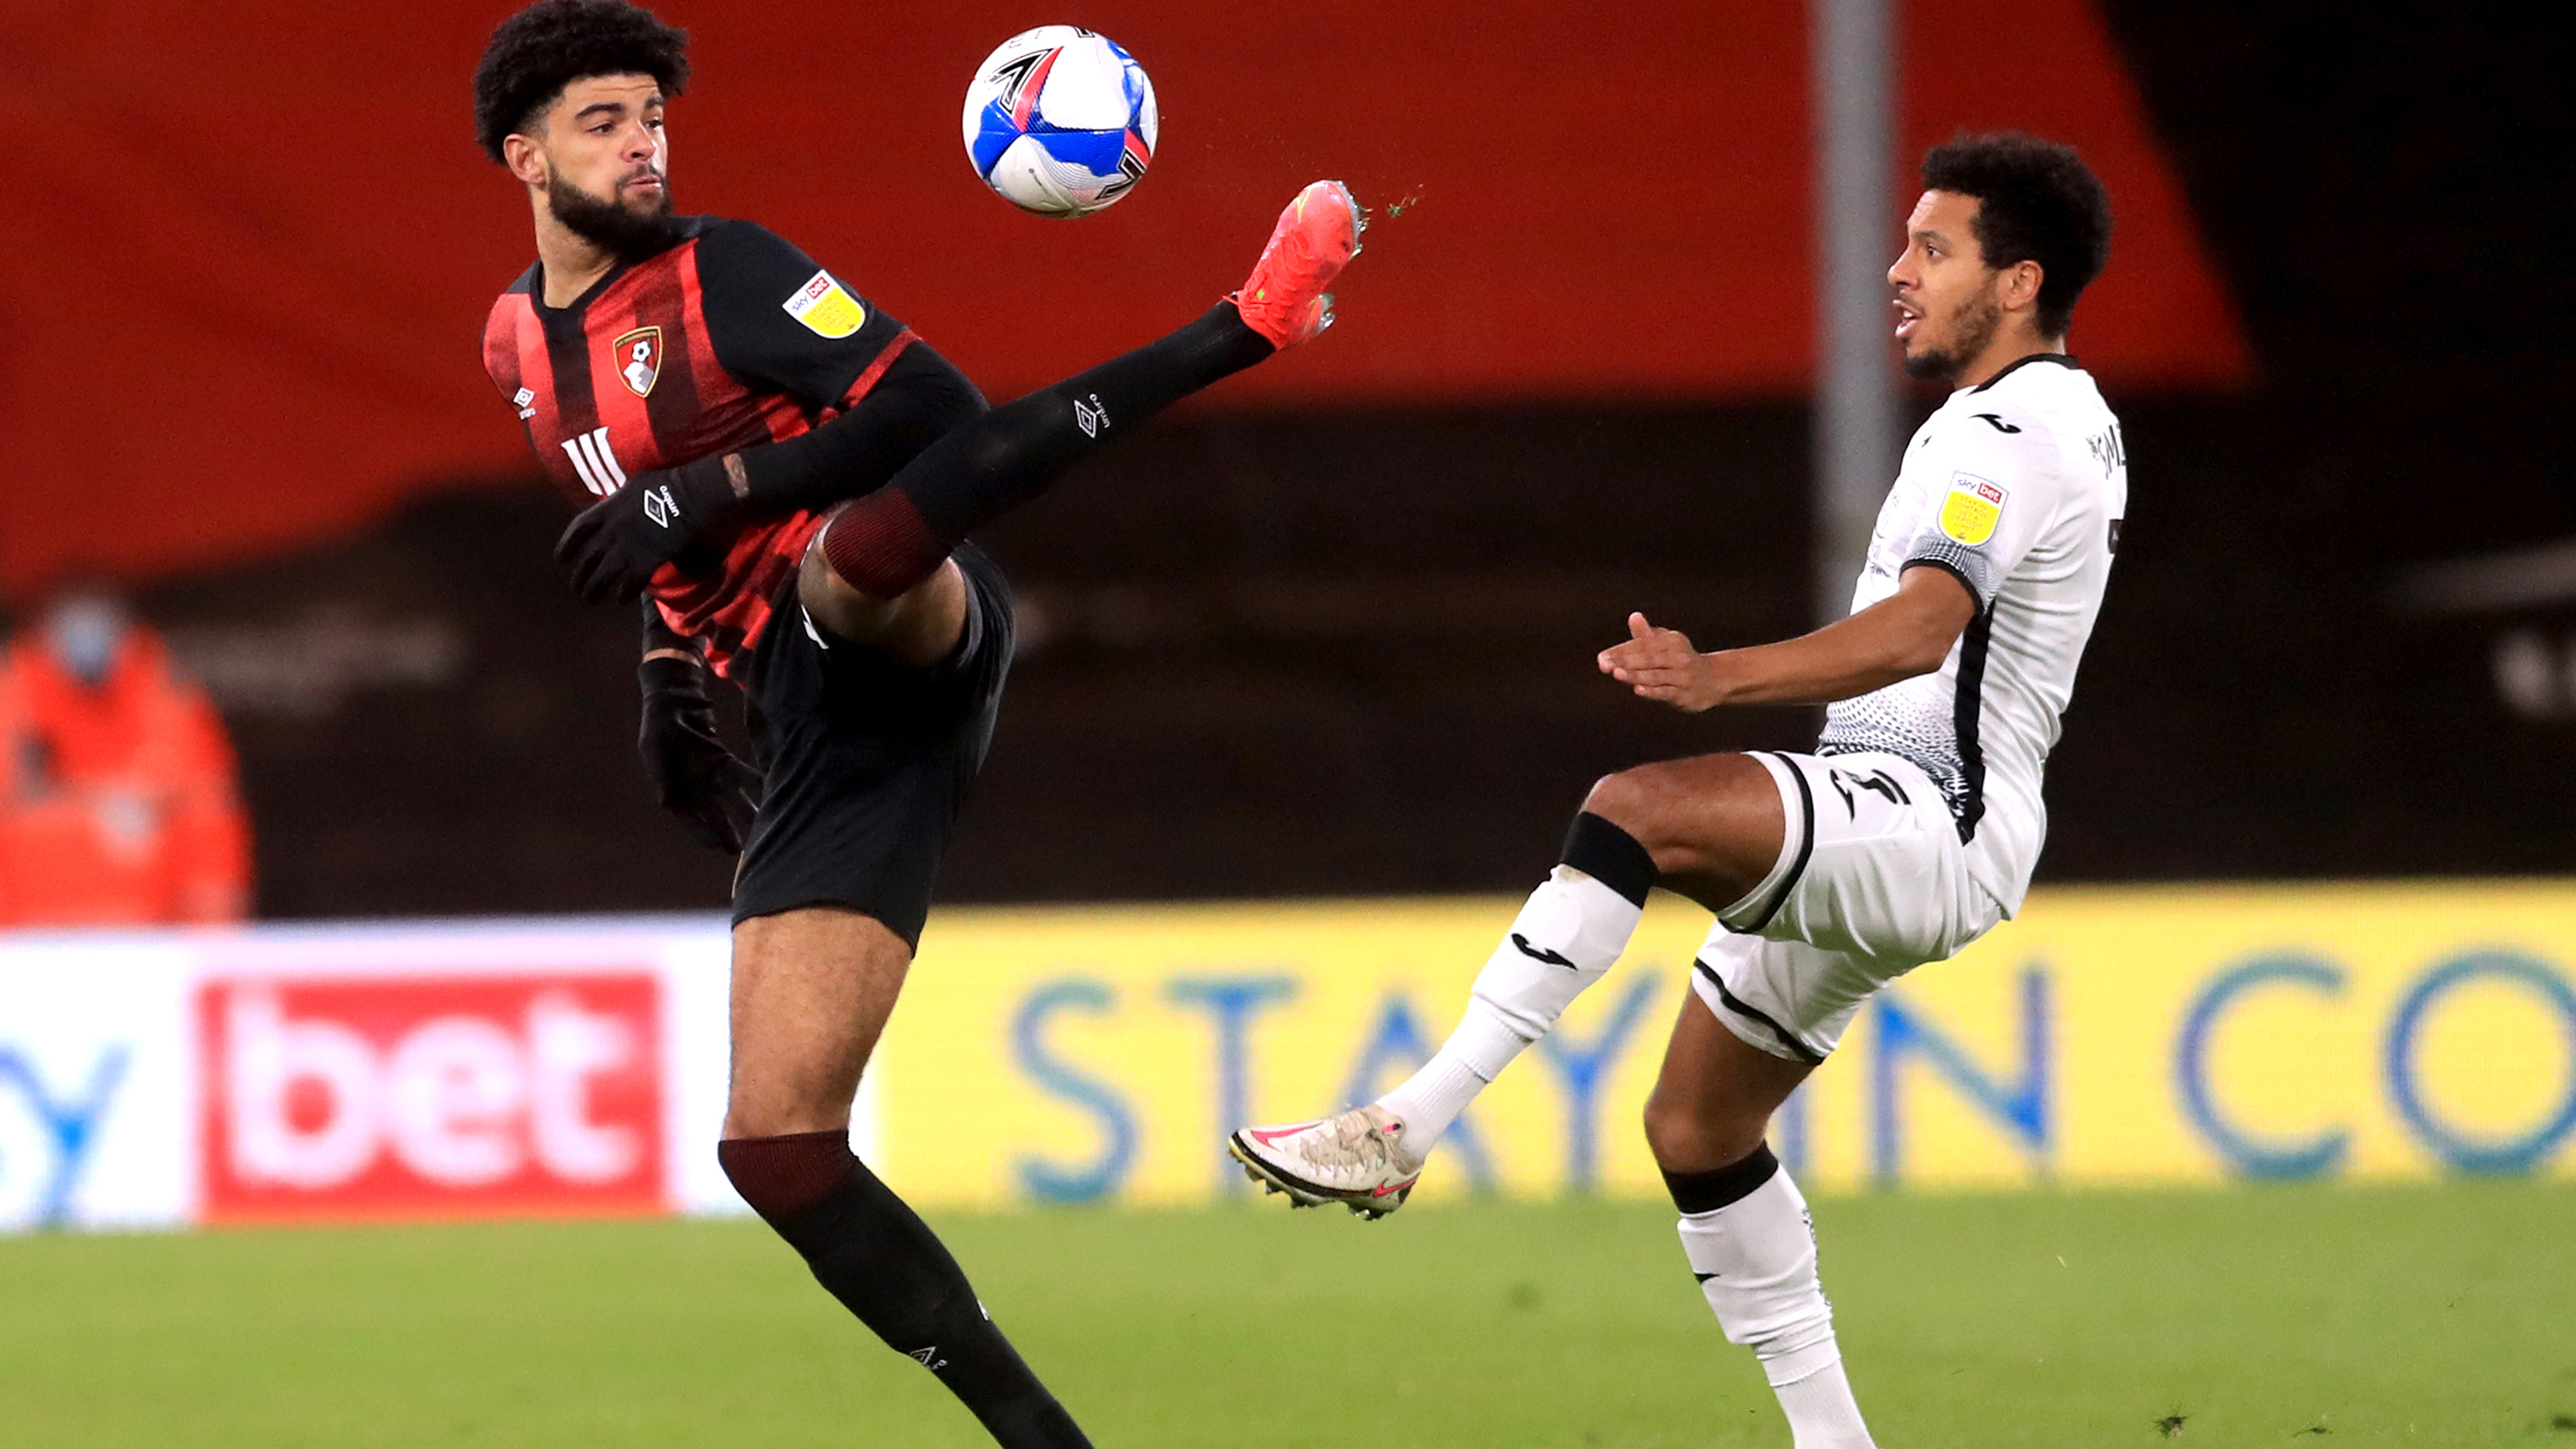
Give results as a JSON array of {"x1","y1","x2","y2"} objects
[{"x1": 1688, "y1": 750, "x2": 2005, "y2": 1063}]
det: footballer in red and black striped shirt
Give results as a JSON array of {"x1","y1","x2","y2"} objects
[
  {"x1": 485, "y1": 214, "x2": 926, "y2": 678},
  {"x1": 474, "y1": 4, "x2": 1360, "y2": 1447}
]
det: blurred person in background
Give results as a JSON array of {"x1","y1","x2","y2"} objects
[{"x1": 0, "y1": 582, "x2": 251, "y2": 926}]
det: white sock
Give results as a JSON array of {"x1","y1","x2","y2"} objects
[
  {"x1": 1773, "y1": 1361, "x2": 1874, "y2": 1449},
  {"x1": 1377, "y1": 864, "x2": 1644, "y2": 1149},
  {"x1": 1677, "y1": 1166, "x2": 1874, "y2": 1449}
]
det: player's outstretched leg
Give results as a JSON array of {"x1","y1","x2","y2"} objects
[
  {"x1": 810, "y1": 180, "x2": 1362, "y2": 612},
  {"x1": 1230, "y1": 754, "x2": 1782, "y2": 1214},
  {"x1": 1228, "y1": 810, "x2": 1658, "y2": 1214}
]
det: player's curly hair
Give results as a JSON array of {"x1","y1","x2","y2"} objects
[
  {"x1": 1921, "y1": 132, "x2": 2113, "y2": 338},
  {"x1": 473, "y1": 0, "x2": 690, "y2": 164}
]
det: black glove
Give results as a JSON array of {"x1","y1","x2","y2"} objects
[
  {"x1": 638, "y1": 652, "x2": 763, "y2": 854},
  {"x1": 557, "y1": 454, "x2": 737, "y2": 603}
]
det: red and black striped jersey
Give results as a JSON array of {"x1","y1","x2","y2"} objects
[{"x1": 483, "y1": 216, "x2": 916, "y2": 678}]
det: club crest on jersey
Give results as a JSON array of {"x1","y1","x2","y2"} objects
[
  {"x1": 784, "y1": 270, "x2": 867, "y2": 339},
  {"x1": 1940, "y1": 472, "x2": 2007, "y2": 546},
  {"x1": 612, "y1": 326, "x2": 663, "y2": 399}
]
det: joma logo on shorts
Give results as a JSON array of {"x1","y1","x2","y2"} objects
[{"x1": 1827, "y1": 767, "x2": 1911, "y2": 817}]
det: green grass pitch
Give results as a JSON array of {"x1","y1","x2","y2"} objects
[{"x1": 4, "y1": 1182, "x2": 2572, "y2": 1447}]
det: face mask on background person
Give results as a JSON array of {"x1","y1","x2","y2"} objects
[{"x1": 43, "y1": 595, "x2": 129, "y2": 687}]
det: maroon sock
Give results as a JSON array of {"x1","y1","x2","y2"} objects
[
  {"x1": 714, "y1": 1130, "x2": 856, "y2": 1223},
  {"x1": 816, "y1": 489, "x2": 954, "y2": 602}
]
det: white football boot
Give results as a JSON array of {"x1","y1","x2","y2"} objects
[{"x1": 1228, "y1": 1104, "x2": 1424, "y2": 1219}]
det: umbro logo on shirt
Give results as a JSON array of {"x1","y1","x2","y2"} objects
[{"x1": 1972, "y1": 412, "x2": 2022, "y2": 433}]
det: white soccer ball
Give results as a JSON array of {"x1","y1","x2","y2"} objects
[{"x1": 960, "y1": 27, "x2": 1158, "y2": 218}]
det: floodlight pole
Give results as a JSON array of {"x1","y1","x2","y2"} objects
[{"x1": 1812, "y1": 0, "x2": 1900, "y2": 627}]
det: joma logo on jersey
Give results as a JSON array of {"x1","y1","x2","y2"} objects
[
  {"x1": 613, "y1": 327, "x2": 663, "y2": 399},
  {"x1": 562, "y1": 426, "x2": 627, "y2": 497}
]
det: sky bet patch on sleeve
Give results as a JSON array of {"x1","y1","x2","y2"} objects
[
  {"x1": 783, "y1": 270, "x2": 866, "y2": 338},
  {"x1": 1940, "y1": 472, "x2": 2007, "y2": 546}
]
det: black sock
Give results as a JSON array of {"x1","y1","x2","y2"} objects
[
  {"x1": 1660, "y1": 1143, "x2": 1781, "y2": 1213},
  {"x1": 822, "y1": 302, "x2": 1271, "y2": 595},
  {"x1": 719, "y1": 1133, "x2": 1090, "y2": 1449},
  {"x1": 1560, "y1": 810, "x2": 1659, "y2": 907}
]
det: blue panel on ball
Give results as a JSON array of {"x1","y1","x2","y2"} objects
[
  {"x1": 970, "y1": 105, "x2": 1022, "y2": 175},
  {"x1": 1030, "y1": 127, "x2": 1126, "y2": 176}
]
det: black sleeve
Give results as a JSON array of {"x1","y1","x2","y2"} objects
[
  {"x1": 694, "y1": 219, "x2": 914, "y2": 412},
  {"x1": 645, "y1": 220, "x2": 985, "y2": 519},
  {"x1": 727, "y1": 341, "x2": 986, "y2": 512}
]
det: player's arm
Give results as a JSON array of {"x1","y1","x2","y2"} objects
[
  {"x1": 1599, "y1": 565, "x2": 1977, "y2": 712},
  {"x1": 1610, "y1": 412, "x2": 2067, "y2": 712},
  {"x1": 715, "y1": 342, "x2": 982, "y2": 510},
  {"x1": 557, "y1": 222, "x2": 986, "y2": 602}
]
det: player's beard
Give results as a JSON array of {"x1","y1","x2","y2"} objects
[
  {"x1": 547, "y1": 171, "x2": 684, "y2": 260},
  {"x1": 1902, "y1": 284, "x2": 2003, "y2": 382}
]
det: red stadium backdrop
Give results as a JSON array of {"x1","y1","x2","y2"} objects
[{"x1": 0, "y1": 0, "x2": 2244, "y2": 592}]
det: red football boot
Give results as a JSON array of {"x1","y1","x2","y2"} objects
[{"x1": 1229, "y1": 179, "x2": 1364, "y2": 350}]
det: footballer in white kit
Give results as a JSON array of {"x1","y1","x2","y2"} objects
[
  {"x1": 1706, "y1": 346, "x2": 2127, "y2": 1064},
  {"x1": 1230, "y1": 133, "x2": 2121, "y2": 1449}
]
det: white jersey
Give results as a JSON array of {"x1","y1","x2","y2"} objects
[{"x1": 1815, "y1": 354, "x2": 2126, "y2": 915}]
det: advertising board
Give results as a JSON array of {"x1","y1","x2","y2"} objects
[
  {"x1": 0, "y1": 939, "x2": 192, "y2": 1231},
  {"x1": 0, "y1": 918, "x2": 741, "y2": 1230},
  {"x1": 873, "y1": 883, "x2": 2576, "y2": 1205},
  {"x1": 1, "y1": 883, "x2": 2570, "y2": 1230},
  {"x1": 197, "y1": 973, "x2": 664, "y2": 1223}
]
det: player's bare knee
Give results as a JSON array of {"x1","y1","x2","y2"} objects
[
  {"x1": 1641, "y1": 1090, "x2": 1719, "y2": 1171},
  {"x1": 1580, "y1": 767, "x2": 1660, "y2": 837},
  {"x1": 724, "y1": 1060, "x2": 861, "y2": 1140},
  {"x1": 1643, "y1": 1084, "x2": 1765, "y2": 1173},
  {"x1": 1583, "y1": 766, "x2": 1702, "y2": 874}
]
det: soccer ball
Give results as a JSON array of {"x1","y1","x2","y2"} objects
[{"x1": 961, "y1": 27, "x2": 1157, "y2": 218}]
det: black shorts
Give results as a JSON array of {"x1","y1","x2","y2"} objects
[{"x1": 731, "y1": 544, "x2": 1013, "y2": 948}]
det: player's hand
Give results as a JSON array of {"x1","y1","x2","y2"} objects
[
  {"x1": 638, "y1": 655, "x2": 763, "y2": 854},
  {"x1": 556, "y1": 458, "x2": 733, "y2": 604},
  {"x1": 1598, "y1": 612, "x2": 1726, "y2": 713}
]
